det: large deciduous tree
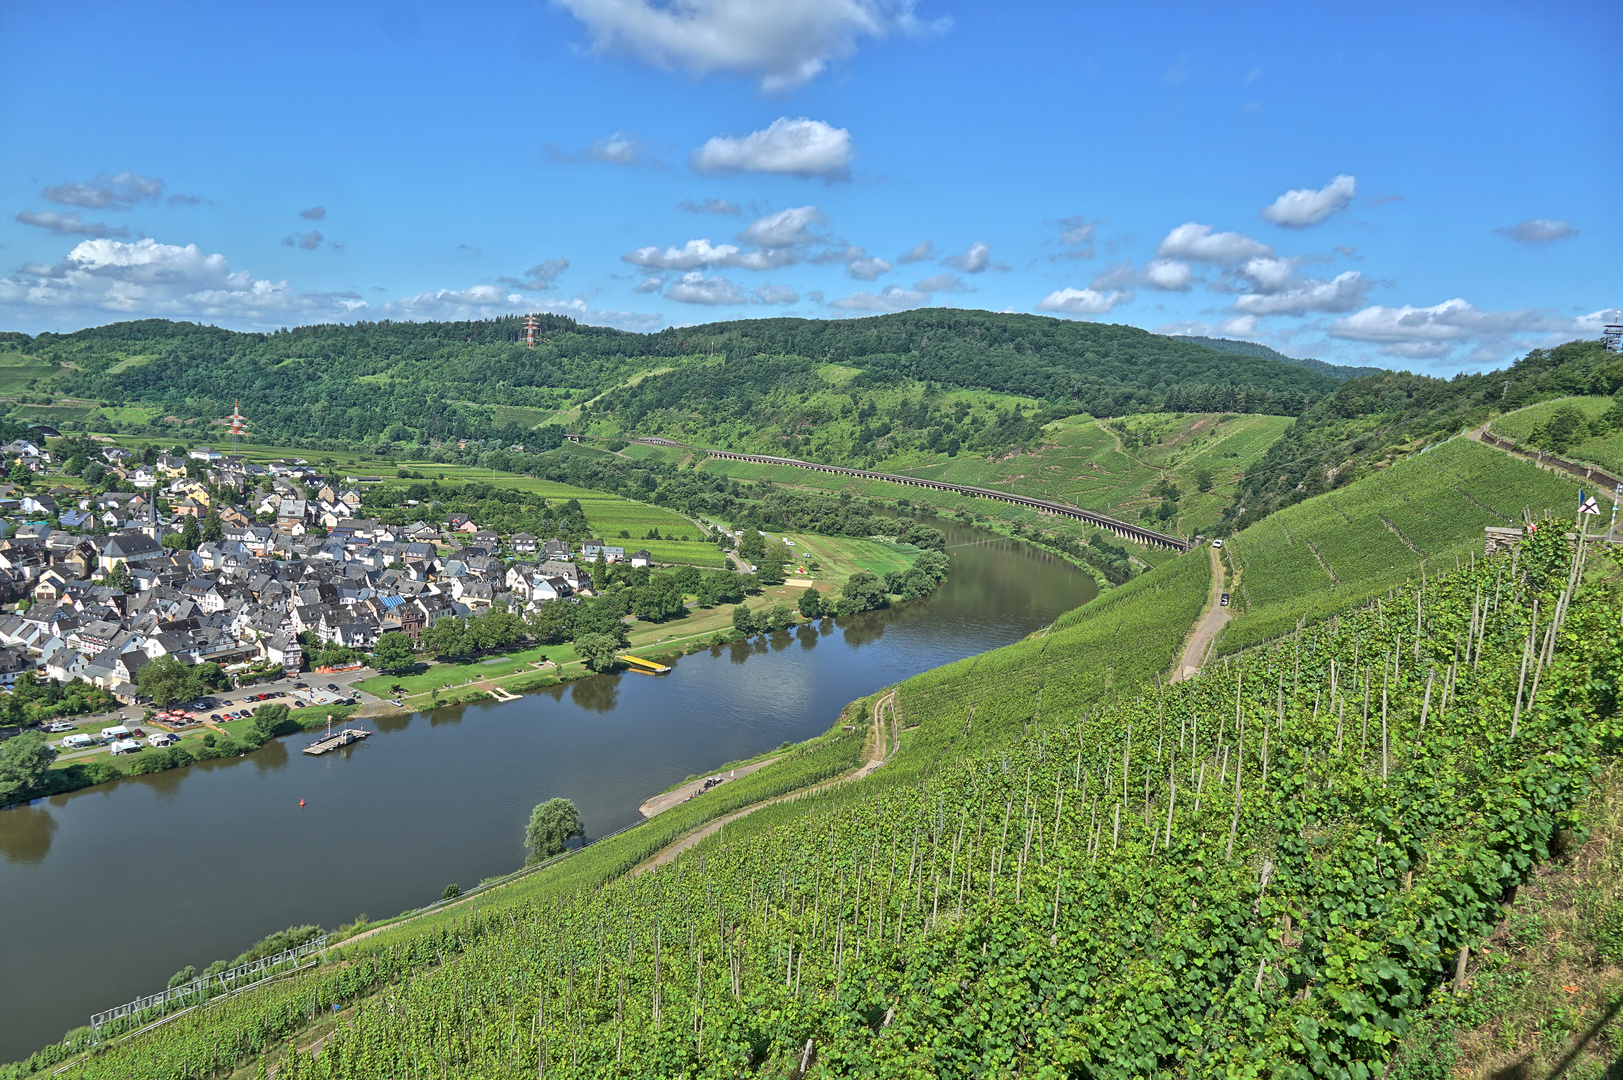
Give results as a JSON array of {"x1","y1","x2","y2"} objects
[{"x1": 525, "y1": 797, "x2": 584, "y2": 861}]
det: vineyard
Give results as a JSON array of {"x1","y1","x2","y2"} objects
[
  {"x1": 1221, "y1": 438, "x2": 1583, "y2": 652},
  {"x1": 19, "y1": 517, "x2": 1621, "y2": 1078}
]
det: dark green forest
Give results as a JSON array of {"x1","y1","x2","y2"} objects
[
  {"x1": 1170, "y1": 334, "x2": 1385, "y2": 380},
  {"x1": 14, "y1": 310, "x2": 1342, "y2": 450}
]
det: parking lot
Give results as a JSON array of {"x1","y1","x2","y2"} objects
[{"x1": 30, "y1": 669, "x2": 379, "y2": 755}]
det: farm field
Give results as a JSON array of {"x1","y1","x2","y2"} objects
[{"x1": 1218, "y1": 436, "x2": 1582, "y2": 652}]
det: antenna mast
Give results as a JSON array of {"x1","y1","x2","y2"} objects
[
  {"x1": 523, "y1": 314, "x2": 540, "y2": 349},
  {"x1": 229, "y1": 400, "x2": 245, "y2": 453}
]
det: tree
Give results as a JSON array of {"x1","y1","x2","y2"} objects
[
  {"x1": 573, "y1": 632, "x2": 621, "y2": 672},
  {"x1": 732, "y1": 604, "x2": 758, "y2": 636},
  {"x1": 0, "y1": 732, "x2": 56, "y2": 804},
  {"x1": 631, "y1": 574, "x2": 685, "y2": 622},
  {"x1": 371, "y1": 631, "x2": 416, "y2": 673},
  {"x1": 798, "y1": 588, "x2": 824, "y2": 619},
  {"x1": 591, "y1": 551, "x2": 608, "y2": 590},
  {"x1": 839, "y1": 570, "x2": 889, "y2": 614},
  {"x1": 136, "y1": 654, "x2": 197, "y2": 707},
  {"x1": 525, "y1": 797, "x2": 584, "y2": 860},
  {"x1": 756, "y1": 558, "x2": 786, "y2": 586},
  {"x1": 180, "y1": 515, "x2": 202, "y2": 549},
  {"x1": 525, "y1": 599, "x2": 576, "y2": 644},
  {"x1": 104, "y1": 561, "x2": 132, "y2": 591},
  {"x1": 737, "y1": 529, "x2": 767, "y2": 566},
  {"x1": 1195, "y1": 468, "x2": 1215, "y2": 493},
  {"x1": 313, "y1": 644, "x2": 362, "y2": 669},
  {"x1": 251, "y1": 704, "x2": 294, "y2": 740},
  {"x1": 420, "y1": 616, "x2": 469, "y2": 659},
  {"x1": 468, "y1": 608, "x2": 524, "y2": 653},
  {"x1": 201, "y1": 510, "x2": 224, "y2": 543}
]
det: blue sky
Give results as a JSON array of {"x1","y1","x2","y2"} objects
[{"x1": 1, "y1": 0, "x2": 1618, "y2": 370}]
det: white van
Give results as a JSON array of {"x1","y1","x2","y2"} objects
[
  {"x1": 100, "y1": 725, "x2": 131, "y2": 741},
  {"x1": 61, "y1": 734, "x2": 94, "y2": 750},
  {"x1": 42, "y1": 721, "x2": 77, "y2": 733}
]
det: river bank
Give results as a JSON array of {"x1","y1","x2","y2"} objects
[{"x1": 0, "y1": 513, "x2": 1095, "y2": 1062}]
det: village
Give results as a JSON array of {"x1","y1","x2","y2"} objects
[{"x1": 0, "y1": 435, "x2": 672, "y2": 754}]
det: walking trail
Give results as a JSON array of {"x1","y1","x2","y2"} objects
[{"x1": 1172, "y1": 544, "x2": 1233, "y2": 682}]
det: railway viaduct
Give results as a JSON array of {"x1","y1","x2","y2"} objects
[{"x1": 565, "y1": 434, "x2": 1196, "y2": 552}]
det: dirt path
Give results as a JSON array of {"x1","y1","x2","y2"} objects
[
  {"x1": 631, "y1": 690, "x2": 897, "y2": 875},
  {"x1": 1172, "y1": 544, "x2": 1232, "y2": 682},
  {"x1": 638, "y1": 757, "x2": 780, "y2": 818}
]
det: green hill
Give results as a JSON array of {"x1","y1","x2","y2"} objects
[
  {"x1": 1225, "y1": 338, "x2": 1618, "y2": 531},
  {"x1": 1171, "y1": 334, "x2": 1386, "y2": 381},
  {"x1": 11, "y1": 311, "x2": 1337, "y2": 452}
]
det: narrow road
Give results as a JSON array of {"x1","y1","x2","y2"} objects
[
  {"x1": 1172, "y1": 544, "x2": 1232, "y2": 682},
  {"x1": 632, "y1": 690, "x2": 897, "y2": 874},
  {"x1": 638, "y1": 757, "x2": 780, "y2": 818}
]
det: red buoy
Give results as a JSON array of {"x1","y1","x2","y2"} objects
[{"x1": 299, "y1": 799, "x2": 305, "y2": 807}]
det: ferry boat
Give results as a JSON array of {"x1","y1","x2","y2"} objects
[{"x1": 302, "y1": 715, "x2": 374, "y2": 756}]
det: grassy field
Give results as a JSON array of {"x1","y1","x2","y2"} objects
[
  {"x1": 1488, "y1": 394, "x2": 1623, "y2": 477},
  {"x1": 1217, "y1": 436, "x2": 1583, "y2": 652}
]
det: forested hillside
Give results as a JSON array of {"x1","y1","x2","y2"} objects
[
  {"x1": 8, "y1": 310, "x2": 1337, "y2": 450},
  {"x1": 1224, "y1": 339, "x2": 1620, "y2": 531},
  {"x1": 1171, "y1": 334, "x2": 1385, "y2": 381}
]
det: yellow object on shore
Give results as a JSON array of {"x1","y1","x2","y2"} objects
[{"x1": 619, "y1": 654, "x2": 671, "y2": 674}]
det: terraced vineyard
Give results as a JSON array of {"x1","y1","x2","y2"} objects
[
  {"x1": 1220, "y1": 437, "x2": 1583, "y2": 652},
  {"x1": 26, "y1": 519, "x2": 1620, "y2": 1079}
]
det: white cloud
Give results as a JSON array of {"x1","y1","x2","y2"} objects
[
  {"x1": 622, "y1": 238, "x2": 798, "y2": 271},
  {"x1": 667, "y1": 270, "x2": 746, "y2": 305},
  {"x1": 913, "y1": 272, "x2": 968, "y2": 292},
  {"x1": 385, "y1": 289, "x2": 662, "y2": 331},
  {"x1": 1142, "y1": 258, "x2": 1193, "y2": 291},
  {"x1": 281, "y1": 230, "x2": 325, "y2": 250},
  {"x1": 586, "y1": 132, "x2": 654, "y2": 165},
  {"x1": 0, "y1": 235, "x2": 664, "y2": 332},
  {"x1": 815, "y1": 244, "x2": 892, "y2": 280},
  {"x1": 943, "y1": 241, "x2": 995, "y2": 273},
  {"x1": 1328, "y1": 297, "x2": 1601, "y2": 363},
  {"x1": 691, "y1": 117, "x2": 853, "y2": 179},
  {"x1": 1157, "y1": 222, "x2": 1273, "y2": 264},
  {"x1": 678, "y1": 197, "x2": 741, "y2": 215},
  {"x1": 896, "y1": 240, "x2": 934, "y2": 263},
  {"x1": 554, "y1": 0, "x2": 938, "y2": 91},
  {"x1": 0, "y1": 237, "x2": 365, "y2": 324},
  {"x1": 634, "y1": 276, "x2": 665, "y2": 293},
  {"x1": 301, "y1": 206, "x2": 326, "y2": 220},
  {"x1": 1036, "y1": 287, "x2": 1127, "y2": 315},
  {"x1": 1260, "y1": 174, "x2": 1357, "y2": 228},
  {"x1": 1089, "y1": 258, "x2": 1189, "y2": 293},
  {"x1": 738, "y1": 205, "x2": 824, "y2": 246},
  {"x1": 1235, "y1": 256, "x2": 1297, "y2": 293},
  {"x1": 754, "y1": 283, "x2": 800, "y2": 304},
  {"x1": 1496, "y1": 218, "x2": 1578, "y2": 244},
  {"x1": 1053, "y1": 216, "x2": 1102, "y2": 258},
  {"x1": 831, "y1": 284, "x2": 930, "y2": 312},
  {"x1": 1233, "y1": 270, "x2": 1368, "y2": 315},
  {"x1": 15, "y1": 210, "x2": 128, "y2": 238},
  {"x1": 1154, "y1": 316, "x2": 1266, "y2": 340},
  {"x1": 500, "y1": 258, "x2": 570, "y2": 291},
  {"x1": 42, "y1": 171, "x2": 165, "y2": 210}
]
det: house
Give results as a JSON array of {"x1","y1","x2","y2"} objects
[
  {"x1": 580, "y1": 542, "x2": 626, "y2": 562},
  {"x1": 542, "y1": 539, "x2": 570, "y2": 560},
  {"x1": 0, "y1": 646, "x2": 31, "y2": 686},
  {"x1": 510, "y1": 532, "x2": 538, "y2": 554},
  {"x1": 471, "y1": 530, "x2": 501, "y2": 548},
  {"x1": 262, "y1": 631, "x2": 302, "y2": 674},
  {"x1": 99, "y1": 532, "x2": 166, "y2": 572},
  {"x1": 19, "y1": 494, "x2": 58, "y2": 516},
  {"x1": 630, "y1": 548, "x2": 653, "y2": 568},
  {"x1": 188, "y1": 446, "x2": 222, "y2": 462},
  {"x1": 132, "y1": 466, "x2": 158, "y2": 489},
  {"x1": 155, "y1": 455, "x2": 189, "y2": 479},
  {"x1": 446, "y1": 513, "x2": 472, "y2": 532}
]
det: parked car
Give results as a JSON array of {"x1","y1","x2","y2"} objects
[
  {"x1": 209, "y1": 714, "x2": 221, "y2": 722},
  {"x1": 1212, "y1": 538, "x2": 1224, "y2": 548},
  {"x1": 327, "y1": 684, "x2": 341, "y2": 692},
  {"x1": 1220, "y1": 593, "x2": 1231, "y2": 607}
]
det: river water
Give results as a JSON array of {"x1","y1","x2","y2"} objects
[{"x1": 0, "y1": 517, "x2": 1094, "y2": 1060}]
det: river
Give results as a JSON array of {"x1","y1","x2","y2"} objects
[{"x1": 0, "y1": 516, "x2": 1095, "y2": 1061}]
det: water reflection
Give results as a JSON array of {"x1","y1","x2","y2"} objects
[
  {"x1": 137, "y1": 763, "x2": 191, "y2": 799},
  {"x1": 249, "y1": 739, "x2": 290, "y2": 774},
  {"x1": 569, "y1": 674, "x2": 620, "y2": 714},
  {"x1": 375, "y1": 711, "x2": 413, "y2": 734},
  {"x1": 0, "y1": 804, "x2": 57, "y2": 864},
  {"x1": 796, "y1": 625, "x2": 819, "y2": 650}
]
